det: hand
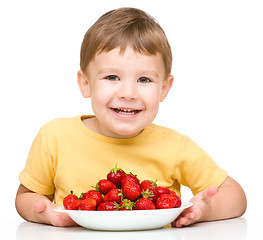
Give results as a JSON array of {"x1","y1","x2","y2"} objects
[
  {"x1": 172, "y1": 187, "x2": 219, "y2": 228},
  {"x1": 34, "y1": 199, "x2": 78, "y2": 227}
]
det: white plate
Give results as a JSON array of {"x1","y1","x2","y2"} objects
[{"x1": 54, "y1": 202, "x2": 192, "y2": 231}]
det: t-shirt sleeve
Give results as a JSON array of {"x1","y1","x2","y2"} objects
[
  {"x1": 19, "y1": 126, "x2": 55, "y2": 195},
  {"x1": 175, "y1": 136, "x2": 228, "y2": 195}
]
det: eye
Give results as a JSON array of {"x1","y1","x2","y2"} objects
[
  {"x1": 106, "y1": 75, "x2": 120, "y2": 81},
  {"x1": 137, "y1": 77, "x2": 151, "y2": 83}
]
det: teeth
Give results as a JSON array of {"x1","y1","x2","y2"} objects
[
  {"x1": 121, "y1": 108, "x2": 132, "y2": 112},
  {"x1": 114, "y1": 108, "x2": 139, "y2": 114}
]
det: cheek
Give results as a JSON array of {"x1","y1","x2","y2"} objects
[
  {"x1": 90, "y1": 84, "x2": 113, "y2": 105},
  {"x1": 142, "y1": 92, "x2": 160, "y2": 124},
  {"x1": 141, "y1": 87, "x2": 162, "y2": 108}
]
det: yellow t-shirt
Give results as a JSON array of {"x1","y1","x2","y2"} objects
[{"x1": 19, "y1": 115, "x2": 227, "y2": 206}]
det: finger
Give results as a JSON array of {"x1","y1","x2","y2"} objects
[
  {"x1": 51, "y1": 212, "x2": 78, "y2": 227},
  {"x1": 202, "y1": 187, "x2": 219, "y2": 202},
  {"x1": 177, "y1": 205, "x2": 193, "y2": 218},
  {"x1": 180, "y1": 205, "x2": 199, "y2": 218},
  {"x1": 172, "y1": 215, "x2": 189, "y2": 228},
  {"x1": 173, "y1": 205, "x2": 202, "y2": 228},
  {"x1": 34, "y1": 201, "x2": 47, "y2": 213},
  {"x1": 207, "y1": 187, "x2": 219, "y2": 197},
  {"x1": 174, "y1": 216, "x2": 192, "y2": 228},
  {"x1": 177, "y1": 211, "x2": 199, "y2": 227}
]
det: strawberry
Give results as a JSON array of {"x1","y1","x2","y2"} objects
[
  {"x1": 97, "y1": 201, "x2": 118, "y2": 211},
  {"x1": 107, "y1": 164, "x2": 126, "y2": 188},
  {"x1": 156, "y1": 194, "x2": 181, "y2": 209},
  {"x1": 169, "y1": 191, "x2": 182, "y2": 208},
  {"x1": 63, "y1": 191, "x2": 78, "y2": 210},
  {"x1": 136, "y1": 198, "x2": 156, "y2": 210},
  {"x1": 103, "y1": 189, "x2": 122, "y2": 203},
  {"x1": 81, "y1": 190, "x2": 103, "y2": 208},
  {"x1": 169, "y1": 190, "x2": 177, "y2": 195},
  {"x1": 119, "y1": 199, "x2": 135, "y2": 210},
  {"x1": 69, "y1": 199, "x2": 82, "y2": 210},
  {"x1": 141, "y1": 188, "x2": 154, "y2": 199},
  {"x1": 122, "y1": 181, "x2": 141, "y2": 201},
  {"x1": 174, "y1": 195, "x2": 182, "y2": 208},
  {"x1": 121, "y1": 173, "x2": 140, "y2": 187},
  {"x1": 156, "y1": 186, "x2": 171, "y2": 196},
  {"x1": 140, "y1": 179, "x2": 157, "y2": 189},
  {"x1": 140, "y1": 180, "x2": 158, "y2": 202},
  {"x1": 96, "y1": 179, "x2": 117, "y2": 195},
  {"x1": 79, "y1": 198, "x2": 97, "y2": 211}
]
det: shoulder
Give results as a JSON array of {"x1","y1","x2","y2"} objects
[
  {"x1": 147, "y1": 123, "x2": 188, "y2": 139},
  {"x1": 37, "y1": 116, "x2": 80, "y2": 141},
  {"x1": 145, "y1": 123, "x2": 190, "y2": 148},
  {"x1": 34, "y1": 116, "x2": 81, "y2": 151},
  {"x1": 40, "y1": 117, "x2": 75, "y2": 132}
]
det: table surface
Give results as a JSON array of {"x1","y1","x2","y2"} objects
[{"x1": 1, "y1": 216, "x2": 260, "y2": 240}]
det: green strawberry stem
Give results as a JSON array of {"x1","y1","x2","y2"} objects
[
  {"x1": 141, "y1": 189, "x2": 154, "y2": 200},
  {"x1": 110, "y1": 163, "x2": 124, "y2": 174}
]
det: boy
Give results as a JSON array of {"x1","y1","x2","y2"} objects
[{"x1": 15, "y1": 7, "x2": 246, "y2": 228}]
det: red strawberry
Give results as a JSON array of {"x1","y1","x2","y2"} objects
[
  {"x1": 156, "y1": 194, "x2": 181, "y2": 209},
  {"x1": 79, "y1": 198, "x2": 96, "y2": 211},
  {"x1": 119, "y1": 199, "x2": 135, "y2": 210},
  {"x1": 136, "y1": 198, "x2": 156, "y2": 210},
  {"x1": 122, "y1": 181, "x2": 141, "y2": 201},
  {"x1": 140, "y1": 180, "x2": 157, "y2": 189},
  {"x1": 169, "y1": 191, "x2": 182, "y2": 208},
  {"x1": 69, "y1": 199, "x2": 82, "y2": 210},
  {"x1": 174, "y1": 195, "x2": 182, "y2": 208},
  {"x1": 63, "y1": 191, "x2": 78, "y2": 210},
  {"x1": 141, "y1": 188, "x2": 154, "y2": 200},
  {"x1": 96, "y1": 179, "x2": 117, "y2": 195},
  {"x1": 140, "y1": 180, "x2": 158, "y2": 202},
  {"x1": 107, "y1": 164, "x2": 126, "y2": 188},
  {"x1": 104, "y1": 189, "x2": 122, "y2": 203},
  {"x1": 81, "y1": 190, "x2": 103, "y2": 208},
  {"x1": 156, "y1": 186, "x2": 171, "y2": 196},
  {"x1": 97, "y1": 201, "x2": 118, "y2": 211},
  {"x1": 121, "y1": 173, "x2": 140, "y2": 187},
  {"x1": 169, "y1": 190, "x2": 177, "y2": 195}
]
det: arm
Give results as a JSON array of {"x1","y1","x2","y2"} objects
[
  {"x1": 15, "y1": 184, "x2": 77, "y2": 227},
  {"x1": 173, "y1": 176, "x2": 247, "y2": 227}
]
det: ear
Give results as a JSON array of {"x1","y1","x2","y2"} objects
[
  {"x1": 77, "y1": 70, "x2": 91, "y2": 98},
  {"x1": 160, "y1": 75, "x2": 174, "y2": 102}
]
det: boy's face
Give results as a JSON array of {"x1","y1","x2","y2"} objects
[{"x1": 78, "y1": 46, "x2": 173, "y2": 138}]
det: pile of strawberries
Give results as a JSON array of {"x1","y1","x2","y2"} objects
[{"x1": 63, "y1": 164, "x2": 181, "y2": 211}]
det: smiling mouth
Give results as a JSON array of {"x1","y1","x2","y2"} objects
[{"x1": 112, "y1": 108, "x2": 141, "y2": 115}]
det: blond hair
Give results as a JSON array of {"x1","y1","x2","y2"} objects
[{"x1": 80, "y1": 8, "x2": 172, "y2": 77}]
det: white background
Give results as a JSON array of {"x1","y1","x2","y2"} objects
[{"x1": 1, "y1": 0, "x2": 262, "y2": 223}]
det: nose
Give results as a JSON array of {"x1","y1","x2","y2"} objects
[{"x1": 117, "y1": 80, "x2": 138, "y2": 100}]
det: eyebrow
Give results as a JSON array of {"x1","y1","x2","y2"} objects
[
  {"x1": 140, "y1": 71, "x2": 159, "y2": 78},
  {"x1": 97, "y1": 68, "x2": 119, "y2": 75},
  {"x1": 97, "y1": 68, "x2": 159, "y2": 78}
]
